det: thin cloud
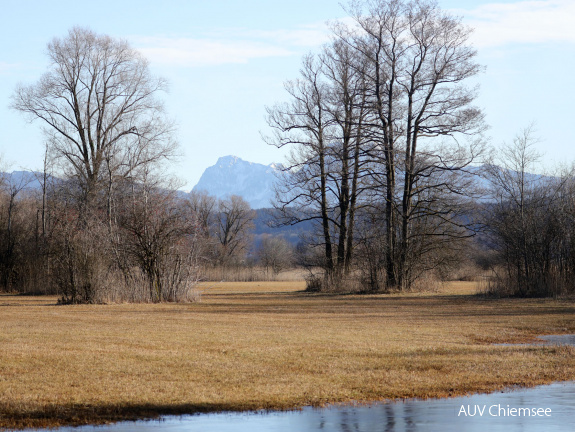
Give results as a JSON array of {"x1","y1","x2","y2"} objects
[
  {"x1": 0, "y1": 62, "x2": 18, "y2": 74},
  {"x1": 236, "y1": 23, "x2": 332, "y2": 47},
  {"x1": 457, "y1": 0, "x2": 575, "y2": 47},
  {"x1": 132, "y1": 23, "x2": 333, "y2": 68},
  {"x1": 135, "y1": 37, "x2": 294, "y2": 67}
]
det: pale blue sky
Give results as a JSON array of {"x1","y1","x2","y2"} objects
[{"x1": 1, "y1": 0, "x2": 574, "y2": 189}]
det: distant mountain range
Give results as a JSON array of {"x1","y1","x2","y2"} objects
[
  {"x1": 192, "y1": 155, "x2": 279, "y2": 209},
  {"x1": 1, "y1": 158, "x2": 556, "y2": 248},
  {"x1": 1, "y1": 159, "x2": 549, "y2": 212}
]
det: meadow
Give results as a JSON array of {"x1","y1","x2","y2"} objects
[{"x1": 1, "y1": 281, "x2": 574, "y2": 429}]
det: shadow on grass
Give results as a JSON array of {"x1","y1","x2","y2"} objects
[{"x1": 1, "y1": 401, "x2": 282, "y2": 430}]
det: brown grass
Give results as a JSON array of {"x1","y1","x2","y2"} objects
[
  {"x1": 1, "y1": 281, "x2": 574, "y2": 429},
  {"x1": 199, "y1": 266, "x2": 308, "y2": 282}
]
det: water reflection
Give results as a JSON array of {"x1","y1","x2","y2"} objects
[{"x1": 34, "y1": 382, "x2": 575, "y2": 432}]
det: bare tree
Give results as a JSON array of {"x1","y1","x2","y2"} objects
[
  {"x1": 213, "y1": 195, "x2": 255, "y2": 265},
  {"x1": 186, "y1": 190, "x2": 217, "y2": 237},
  {"x1": 265, "y1": 54, "x2": 334, "y2": 273},
  {"x1": 341, "y1": 0, "x2": 486, "y2": 289},
  {"x1": 117, "y1": 184, "x2": 199, "y2": 303},
  {"x1": 11, "y1": 27, "x2": 176, "y2": 210},
  {"x1": 9, "y1": 27, "x2": 193, "y2": 304},
  {"x1": 265, "y1": 40, "x2": 369, "y2": 288},
  {"x1": 256, "y1": 235, "x2": 294, "y2": 276}
]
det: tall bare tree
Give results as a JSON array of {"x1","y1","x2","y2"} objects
[
  {"x1": 11, "y1": 27, "x2": 176, "y2": 210},
  {"x1": 9, "y1": 27, "x2": 194, "y2": 303},
  {"x1": 341, "y1": 0, "x2": 486, "y2": 289},
  {"x1": 266, "y1": 54, "x2": 334, "y2": 272},
  {"x1": 265, "y1": 41, "x2": 369, "y2": 286}
]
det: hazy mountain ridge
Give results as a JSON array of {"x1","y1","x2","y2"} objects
[
  {"x1": 0, "y1": 171, "x2": 45, "y2": 192},
  {"x1": 190, "y1": 159, "x2": 552, "y2": 211},
  {"x1": 1, "y1": 161, "x2": 550, "y2": 211}
]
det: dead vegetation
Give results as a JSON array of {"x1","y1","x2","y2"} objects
[{"x1": 0, "y1": 281, "x2": 574, "y2": 429}]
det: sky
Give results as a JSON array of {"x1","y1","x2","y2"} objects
[{"x1": 0, "y1": 0, "x2": 574, "y2": 190}]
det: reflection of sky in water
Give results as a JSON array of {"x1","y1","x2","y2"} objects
[{"x1": 30, "y1": 382, "x2": 575, "y2": 432}]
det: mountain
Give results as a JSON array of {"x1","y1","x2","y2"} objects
[
  {"x1": 0, "y1": 171, "x2": 44, "y2": 192},
  {"x1": 192, "y1": 155, "x2": 280, "y2": 209}
]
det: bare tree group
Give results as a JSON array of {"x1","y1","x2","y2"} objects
[
  {"x1": 186, "y1": 191, "x2": 256, "y2": 267},
  {"x1": 4, "y1": 5, "x2": 570, "y2": 301},
  {"x1": 482, "y1": 126, "x2": 575, "y2": 297},
  {"x1": 266, "y1": 0, "x2": 486, "y2": 292},
  {"x1": 7, "y1": 28, "x2": 197, "y2": 303}
]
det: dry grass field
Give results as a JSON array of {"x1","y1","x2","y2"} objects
[{"x1": 1, "y1": 281, "x2": 574, "y2": 429}]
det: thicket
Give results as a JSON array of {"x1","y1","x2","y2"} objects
[
  {"x1": 0, "y1": 173, "x2": 287, "y2": 300},
  {"x1": 480, "y1": 127, "x2": 575, "y2": 297},
  {"x1": 0, "y1": 174, "x2": 201, "y2": 303}
]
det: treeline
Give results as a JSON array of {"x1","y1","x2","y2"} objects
[
  {"x1": 0, "y1": 172, "x2": 199, "y2": 303},
  {"x1": 4, "y1": 4, "x2": 574, "y2": 302}
]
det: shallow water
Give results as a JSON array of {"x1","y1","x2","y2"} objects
[
  {"x1": 537, "y1": 334, "x2": 575, "y2": 346},
  {"x1": 497, "y1": 333, "x2": 575, "y2": 347},
  {"x1": 29, "y1": 382, "x2": 575, "y2": 432}
]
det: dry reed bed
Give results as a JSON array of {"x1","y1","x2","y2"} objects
[{"x1": 1, "y1": 281, "x2": 574, "y2": 429}]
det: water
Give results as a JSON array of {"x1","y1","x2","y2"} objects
[
  {"x1": 497, "y1": 333, "x2": 575, "y2": 347},
  {"x1": 22, "y1": 335, "x2": 575, "y2": 432},
  {"x1": 537, "y1": 334, "x2": 575, "y2": 346},
  {"x1": 26, "y1": 382, "x2": 575, "y2": 432}
]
